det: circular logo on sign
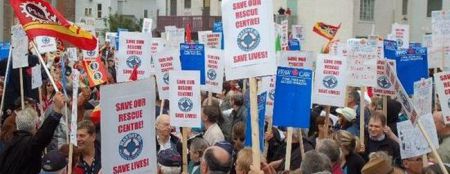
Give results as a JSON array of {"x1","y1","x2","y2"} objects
[
  {"x1": 19, "y1": 2, "x2": 57, "y2": 23},
  {"x1": 42, "y1": 37, "x2": 50, "y2": 44},
  {"x1": 178, "y1": 97, "x2": 194, "y2": 112},
  {"x1": 207, "y1": 69, "x2": 217, "y2": 80},
  {"x1": 396, "y1": 39, "x2": 403, "y2": 47},
  {"x1": 377, "y1": 76, "x2": 391, "y2": 89},
  {"x1": 163, "y1": 73, "x2": 169, "y2": 85},
  {"x1": 93, "y1": 72, "x2": 102, "y2": 80},
  {"x1": 399, "y1": 92, "x2": 411, "y2": 112},
  {"x1": 89, "y1": 62, "x2": 99, "y2": 70},
  {"x1": 269, "y1": 89, "x2": 275, "y2": 101},
  {"x1": 118, "y1": 133, "x2": 143, "y2": 161},
  {"x1": 323, "y1": 76, "x2": 338, "y2": 89},
  {"x1": 86, "y1": 50, "x2": 96, "y2": 57},
  {"x1": 126, "y1": 56, "x2": 142, "y2": 68},
  {"x1": 237, "y1": 28, "x2": 260, "y2": 52},
  {"x1": 447, "y1": 98, "x2": 450, "y2": 109}
]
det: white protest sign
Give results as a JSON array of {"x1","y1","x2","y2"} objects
[
  {"x1": 150, "y1": 38, "x2": 167, "y2": 74},
  {"x1": 391, "y1": 23, "x2": 410, "y2": 49},
  {"x1": 291, "y1": 25, "x2": 304, "y2": 42},
  {"x1": 142, "y1": 18, "x2": 153, "y2": 33},
  {"x1": 261, "y1": 75, "x2": 276, "y2": 116},
  {"x1": 31, "y1": 65, "x2": 42, "y2": 89},
  {"x1": 82, "y1": 44, "x2": 99, "y2": 61},
  {"x1": 413, "y1": 78, "x2": 433, "y2": 116},
  {"x1": 423, "y1": 34, "x2": 440, "y2": 69},
  {"x1": 280, "y1": 20, "x2": 289, "y2": 50},
  {"x1": 169, "y1": 71, "x2": 201, "y2": 128},
  {"x1": 11, "y1": 25, "x2": 29, "y2": 69},
  {"x1": 199, "y1": 33, "x2": 222, "y2": 49},
  {"x1": 373, "y1": 59, "x2": 396, "y2": 96},
  {"x1": 116, "y1": 32, "x2": 152, "y2": 82},
  {"x1": 346, "y1": 38, "x2": 378, "y2": 87},
  {"x1": 202, "y1": 48, "x2": 224, "y2": 94},
  {"x1": 329, "y1": 40, "x2": 348, "y2": 57},
  {"x1": 70, "y1": 69, "x2": 80, "y2": 146},
  {"x1": 278, "y1": 51, "x2": 314, "y2": 69},
  {"x1": 385, "y1": 62, "x2": 419, "y2": 124},
  {"x1": 105, "y1": 32, "x2": 118, "y2": 42},
  {"x1": 34, "y1": 36, "x2": 57, "y2": 53},
  {"x1": 431, "y1": 11, "x2": 450, "y2": 69},
  {"x1": 154, "y1": 49, "x2": 182, "y2": 99},
  {"x1": 198, "y1": 31, "x2": 212, "y2": 44},
  {"x1": 222, "y1": 0, "x2": 276, "y2": 80},
  {"x1": 165, "y1": 26, "x2": 185, "y2": 48},
  {"x1": 434, "y1": 71, "x2": 450, "y2": 124},
  {"x1": 66, "y1": 47, "x2": 78, "y2": 61},
  {"x1": 101, "y1": 78, "x2": 156, "y2": 174},
  {"x1": 313, "y1": 54, "x2": 348, "y2": 107},
  {"x1": 397, "y1": 113, "x2": 439, "y2": 159}
]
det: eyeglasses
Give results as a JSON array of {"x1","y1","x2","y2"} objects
[{"x1": 233, "y1": 137, "x2": 245, "y2": 142}]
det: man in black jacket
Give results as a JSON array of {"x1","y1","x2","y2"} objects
[{"x1": 0, "y1": 92, "x2": 65, "y2": 174}]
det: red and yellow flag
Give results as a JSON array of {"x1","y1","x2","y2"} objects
[
  {"x1": 313, "y1": 22, "x2": 341, "y2": 40},
  {"x1": 10, "y1": 0, "x2": 97, "y2": 50},
  {"x1": 82, "y1": 57, "x2": 108, "y2": 87}
]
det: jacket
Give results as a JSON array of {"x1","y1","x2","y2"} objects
[{"x1": 0, "y1": 111, "x2": 63, "y2": 174}]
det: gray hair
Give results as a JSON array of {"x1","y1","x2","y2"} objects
[
  {"x1": 317, "y1": 139, "x2": 341, "y2": 163},
  {"x1": 190, "y1": 137, "x2": 209, "y2": 154},
  {"x1": 155, "y1": 114, "x2": 169, "y2": 126},
  {"x1": 15, "y1": 107, "x2": 39, "y2": 132},
  {"x1": 160, "y1": 165, "x2": 181, "y2": 174},
  {"x1": 300, "y1": 151, "x2": 331, "y2": 174}
]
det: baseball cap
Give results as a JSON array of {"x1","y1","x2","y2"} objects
[
  {"x1": 41, "y1": 150, "x2": 67, "y2": 172},
  {"x1": 157, "y1": 149, "x2": 182, "y2": 167},
  {"x1": 336, "y1": 107, "x2": 356, "y2": 122}
]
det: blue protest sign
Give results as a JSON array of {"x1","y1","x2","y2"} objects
[
  {"x1": 396, "y1": 47, "x2": 428, "y2": 95},
  {"x1": 273, "y1": 67, "x2": 312, "y2": 128},
  {"x1": 288, "y1": 39, "x2": 301, "y2": 51},
  {"x1": 384, "y1": 40, "x2": 397, "y2": 59},
  {"x1": 245, "y1": 91, "x2": 266, "y2": 152},
  {"x1": 212, "y1": 21, "x2": 224, "y2": 50},
  {"x1": 0, "y1": 42, "x2": 10, "y2": 61},
  {"x1": 409, "y1": 43, "x2": 422, "y2": 48},
  {"x1": 180, "y1": 43, "x2": 206, "y2": 84},
  {"x1": 116, "y1": 28, "x2": 128, "y2": 50}
]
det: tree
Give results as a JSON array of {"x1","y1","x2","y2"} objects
[{"x1": 106, "y1": 13, "x2": 142, "y2": 32}]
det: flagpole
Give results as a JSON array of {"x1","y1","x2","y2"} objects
[
  {"x1": 31, "y1": 41, "x2": 60, "y2": 92},
  {"x1": 19, "y1": 68, "x2": 25, "y2": 110},
  {"x1": 0, "y1": 46, "x2": 12, "y2": 124}
]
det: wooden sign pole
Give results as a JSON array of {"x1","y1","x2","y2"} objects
[
  {"x1": 417, "y1": 120, "x2": 449, "y2": 174},
  {"x1": 182, "y1": 127, "x2": 188, "y2": 173},
  {"x1": 284, "y1": 127, "x2": 293, "y2": 171},
  {"x1": 249, "y1": 77, "x2": 261, "y2": 170},
  {"x1": 359, "y1": 87, "x2": 366, "y2": 145}
]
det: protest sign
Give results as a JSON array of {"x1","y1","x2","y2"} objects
[
  {"x1": 202, "y1": 33, "x2": 222, "y2": 49},
  {"x1": 142, "y1": 18, "x2": 153, "y2": 33},
  {"x1": 423, "y1": 34, "x2": 440, "y2": 69},
  {"x1": 273, "y1": 67, "x2": 312, "y2": 128},
  {"x1": 116, "y1": 28, "x2": 129, "y2": 50},
  {"x1": 31, "y1": 65, "x2": 42, "y2": 89},
  {"x1": 101, "y1": 78, "x2": 157, "y2": 174},
  {"x1": 180, "y1": 44, "x2": 205, "y2": 84},
  {"x1": 70, "y1": 69, "x2": 80, "y2": 146},
  {"x1": 0, "y1": 42, "x2": 10, "y2": 60},
  {"x1": 34, "y1": 36, "x2": 57, "y2": 53},
  {"x1": 154, "y1": 49, "x2": 182, "y2": 100},
  {"x1": 198, "y1": 30, "x2": 212, "y2": 43},
  {"x1": 105, "y1": 32, "x2": 117, "y2": 42},
  {"x1": 288, "y1": 39, "x2": 301, "y2": 51},
  {"x1": 261, "y1": 75, "x2": 275, "y2": 116},
  {"x1": 116, "y1": 32, "x2": 152, "y2": 82},
  {"x1": 346, "y1": 38, "x2": 378, "y2": 87},
  {"x1": 11, "y1": 25, "x2": 29, "y2": 69},
  {"x1": 291, "y1": 25, "x2": 304, "y2": 42},
  {"x1": 413, "y1": 78, "x2": 433, "y2": 116},
  {"x1": 383, "y1": 39, "x2": 398, "y2": 59},
  {"x1": 313, "y1": 54, "x2": 348, "y2": 107},
  {"x1": 203, "y1": 48, "x2": 224, "y2": 94},
  {"x1": 150, "y1": 38, "x2": 167, "y2": 74},
  {"x1": 66, "y1": 47, "x2": 78, "y2": 61},
  {"x1": 222, "y1": 0, "x2": 276, "y2": 79},
  {"x1": 280, "y1": 20, "x2": 289, "y2": 50},
  {"x1": 431, "y1": 11, "x2": 450, "y2": 69},
  {"x1": 434, "y1": 71, "x2": 450, "y2": 124},
  {"x1": 165, "y1": 26, "x2": 184, "y2": 48},
  {"x1": 245, "y1": 91, "x2": 266, "y2": 151},
  {"x1": 373, "y1": 59, "x2": 396, "y2": 96},
  {"x1": 213, "y1": 22, "x2": 224, "y2": 50},
  {"x1": 391, "y1": 23, "x2": 409, "y2": 49},
  {"x1": 395, "y1": 47, "x2": 428, "y2": 95},
  {"x1": 278, "y1": 51, "x2": 314, "y2": 69},
  {"x1": 169, "y1": 71, "x2": 201, "y2": 128},
  {"x1": 397, "y1": 113, "x2": 439, "y2": 159},
  {"x1": 329, "y1": 40, "x2": 348, "y2": 57},
  {"x1": 385, "y1": 62, "x2": 419, "y2": 124},
  {"x1": 82, "y1": 44, "x2": 99, "y2": 61}
]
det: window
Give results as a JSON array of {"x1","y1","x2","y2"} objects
[
  {"x1": 88, "y1": 8, "x2": 92, "y2": 16},
  {"x1": 144, "y1": 10, "x2": 148, "y2": 18},
  {"x1": 97, "y1": 4, "x2": 102, "y2": 18},
  {"x1": 185, "y1": 0, "x2": 191, "y2": 9},
  {"x1": 360, "y1": 0, "x2": 374, "y2": 21},
  {"x1": 427, "y1": 0, "x2": 442, "y2": 17},
  {"x1": 402, "y1": 0, "x2": 408, "y2": 15},
  {"x1": 85, "y1": 8, "x2": 89, "y2": 16}
]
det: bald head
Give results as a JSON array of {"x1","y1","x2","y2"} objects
[
  {"x1": 433, "y1": 111, "x2": 450, "y2": 137},
  {"x1": 156, "y1": 114, "x2": 171, "y2": 137},
  {"x1": 201, "y1": 146, "x2": 231, "y2": 174}
]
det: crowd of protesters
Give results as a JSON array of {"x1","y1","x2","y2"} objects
[{"x1": 0, "y1": 42, "x2": 449, "y2": 174}]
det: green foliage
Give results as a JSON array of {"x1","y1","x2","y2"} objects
[{"x1": 107, "y1": 13, "x2": 142, "y2": 32}]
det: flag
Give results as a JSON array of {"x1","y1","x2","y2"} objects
[
  {"x1": 185, "y1": 23, "x2": 192, "y2": 43},
  {"x1": 82, "y1": 57, "x2": 107, "y2": 87},
  {"x1": 129, "y1": 65, "x2": 138, "y2": 81},
  {"x1": 10, "y1": 0, "x2": 97, "y2": 50},
  {"x1": 275, "y1": 35, "x2": 281, "y2": 52},
  {"x1": 313, "y1": 22, "x2": 341, "y2": 40}
]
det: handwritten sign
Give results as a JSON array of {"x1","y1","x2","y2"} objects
[
  {"x1": 346, "y1": 38, "x2": 378, "y2": 87},
  {"x1": 31, "y1": 65, "x2": 42, "y2": 89},
  {"x1": 434, "y1": 71, "x2": 450, "y2": 124},
  {"x1": 11, "y1": 25, "x2": 29, "y2": 69},
  {"x1": 413, "y1": 78, "x2": 433, "y2": 117},
  {"x1": 101, "y1": 79, "x2": 156, "y2": 174},
  {"x1": 142, "y1": 18, "x2": 153, "y2": 33},
  {"x1": 169, "y1": 71, "x2": 201, "y2": 128},
  {"x1": 313, "y1": 54, "x2": 348, "y2": 107},
  {"x1": 431, "y1": 11, "x2": 450, "y2": 69},
  {"x1": 291, "y1": 25, "x2": 304, "y2": 43}
]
